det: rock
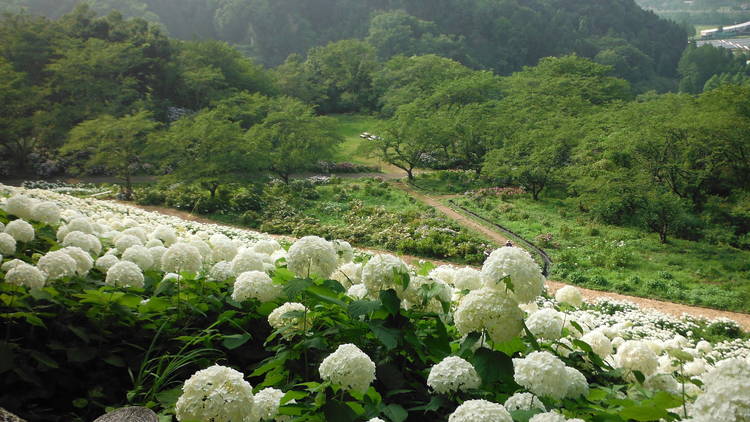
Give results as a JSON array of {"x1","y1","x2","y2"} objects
[
  {"x1": 93, "y1": 407, "x2": 158, "y2": 422},
  {"x1": 0, "y1": 408, "x2": 27, "y2": 422}
]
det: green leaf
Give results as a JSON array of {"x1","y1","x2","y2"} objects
[
  {"x1": 323, "y1": 399, "x2": 357, "y2": 422},
  {"x1": 72, "y1": 398, "x2": 88, "y2": 409},
  {"x1": 409, "y1": 395, "x2": 444, "y2": 412},
  {"x1": 417, "y1": 261, "x2": 436, "y2": 276},
  {"x1": 368, "y1": 320, "x2": 400, "y2": 350},
  {"x1": 284, "y1": 278, "x2": 313, "y2": 298},
  {"x1": 668, "y1": 349, "x2": 694, "y2": 362},
  {"x1": 383, "y1": 403, "x2": 408, "y2": 422},
  {"x1": 587, "y1": 388, "x2": 608, "y2": 401},
  {"x1": 103, "y1": 355, "x2": 126, "y2": 367},
  {"x1": 281, "y1": 390, "x2": 308, "y2": 404},
  {"x1": 67, "y1": 347, "x2": 97, "y2": 363},
  {"x1": 307, "y1": 285, "x2": 345, "y2": 306},
  {"x1": 0, "y1": 342, "x2": 15, "y2": 374},
  {"x1": 472, "y1": 348, "x2": 514, "y2": 386},
  {"x1": 509, "y1": 409, "x2": 543, "y2": 422},
  {"x1": 156, "y1": 387, "x2": 183, "y2": 408},
  {"x1": 31, "y1": 350, "x2": 59, "y2": 369},
  {"x1": 348, "y1": 300, "x2": 381, "y2": 318},
  {"x1": 222, "y1": 333, "x2": 251, "y2": 350},
  {"x1": 494, "y1": 337, "x2": 526, "y2": 357},
  {"x1": 379, "y1": 289, "x2": 400, "y2": 316},
  {"x1": 458, "y1": 332, "x2": 481, "y2": 358}
]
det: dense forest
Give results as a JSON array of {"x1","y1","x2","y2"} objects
[
  {"x1": 0, "y1": 2, "x2": 749, "y2": 249},
  {"x1": 1, "y1": 0, "x2": 687, "y2": 89},
  {"x1": 635, "y1": 0, "x2": 750, "y2": 26}
]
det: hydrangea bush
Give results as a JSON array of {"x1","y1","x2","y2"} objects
[{"x1": 1, "y1": 184, "x2": 749, "y2": 422}]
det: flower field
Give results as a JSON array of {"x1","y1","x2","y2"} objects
[{"x1": 1, "y1": 184, "x2": 749, "y2": 422}]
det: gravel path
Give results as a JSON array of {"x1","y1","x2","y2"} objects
[{"x1": 126, "y1": 201, "x2": 750, "y2": 330}]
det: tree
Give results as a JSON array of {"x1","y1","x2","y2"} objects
[
  {"x1": 640, "y1": 189, "x2": 691, "y2": 243},
  {"x1": 244, "y1": 98, "x2": 341, "y2": 183},
  {"x1": 0, "y1": 58, "x2": 39, "y2": 172},
  {"x1": 61, "y1": 111, "x2": 158, "y2": 199},
  {"x1": 368, "y1": 104, "x2": 439, "y2": 180}
]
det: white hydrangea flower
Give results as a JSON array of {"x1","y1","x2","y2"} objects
[
  {"x1": 60, "y1": 246, "x2": 94, "y2": 276},
  {"x1": 696, "y1": 340, "x2": 713, "y2": 355},
  {"x1": 5, "y1": 219, "x2": 35, "y2": 243},
  {"x1": 529, "y1": 412, "x2": 567, "y2": 422},
  {"x1": 67, "y1": 217, "x2": 95, "y2": 234},
  {"x1": 614, "y1": 340, "x2": 658, "y2": 376},
  {"x1": 114, "y1": 234, "x2": 143, "y2": 252},
  {"x1": 347, "y1": 284, "x2": 368, "y2": 299},
  {"x1": 95, "y1": 254, "x2": 120, "y2": 272},
  {"x1": 513, "y1": 351, "x2": 569, "y2": 400},
  {"x1": 233, "y1": 271, "x2": 282, "y2": 303},
  {"x1": 565, "y1": 367, "x2": 589, "y2": 398},
  {"x1": 331, "y1": 262, "x2": 362, "y2": 288},
  {"x1": 151, "y1": 225, "x2": 177, "y2": 246},
  {"x1": 318, "y1": 343, "x2": 376, "y2": 393},
  {"x1": 0, "y1": 221, "x2": 4, "y2": 231},
  {"x1": 37, "y1": 250, "x2": 77, "y2": 280},
  {"x1": 145, "y1": 238, "x2": 164, "y2": 248},
  {"x1": 580, "y1": 330, "x2": 612, "y2": 358},
  {"x1": 268, "y1": 302, "x2": 308, "y2": 338},
  {"x1": 447, "y1": 399, "x2": 512, "y2": 422},
  {"x1": 503, "y1": 392, "x2": 546, "y2": 412},
  {"x1": 453, "y1": 267, "x2": 482, "y2": 291},
  {"x1": 331, "y1": 239, "x2": 354, "y2": 264},
  {"x1": 251, "y1": 387, "x2": 284, "y2": 421},
  {"x1": 454, "y1": 287, "x2": 524, "y2": 343},
  {"x1": 5, "y1": 263, "x2": 46, "y2": 289},
  {"x1": 427, "y1": 356, "x2": 481, "y2": 394},
  {"x1": 105, "y1": 261, "x2": 145, "y2": 288},
  {"x1": 149, "y1": 246, "x2": 167, "y2": 269},
  {"x1": 429, "y1": 265, "x2": 457, "y2": 285},
  {"x1": 232, "y1": 249, "x2": 265, "y2": 274},
  {"x1": 688, "y1": 358, "x2": 750, "y2": 421},
  {"x1": 0, "y1": 232, "x2": 16, "y2": 255},
  {"x1": 367, "y1": 419, "x2": 387, "y2": 422},
  {"x1": 31, "y1": 201, "x2": 61, "y2": 225},
  {"x1": 402, "y1": 275, "x2": 451, "y2": 313},
  {"x1": 211, "y1": 237, "x2": 238, "y2": 262},
  {"x1": 4, "y1": 194, "x2": 36, "y2": 220},
  {"x1": 286, "y1": 236, "x2": 338, "y2": 279},
  {"x1": 1, "y1": 259, "x2": 24, "y2": 272},
  {"x1": 209, "y1": 261, "x2": 234, "y2": 281},
  {"x1": 253, "y1": 239, "x2": 282, "y2": 255},
  {"x1": 175, "y1": 364, "x2": 256, "y2": 422},
  {"x1": 480, "y1": 246, "x2": 545, "y2": 303},
  {"x1": 122, "y1": 245, "x2": 154, "y2": 271},
  {"x1": 684, "y1": 358, "x2": 709, "y2": 377},
  {"x1": 644, "y1": 374, "x2": 680, "y2": 395},
  {"x1": 188, "y1": 238, "x2": 213, "y2": 263},
  {"x1": 122, "y1": 226, "x2": 148, "y2": 243},
  {"x1": 555, "y1": 285, "x2": 583, "y2": 307},
  {"x1": 62, "y1": 231, "x2": 102, "y2": 255},
  {"x1": 526, "y1": 308, "x2": 564, "y2": 340},
  {"x1": 361, "y1": 254, "x2": 410, "y2": 297},
  {"x1": 162, "y1": 242, "x2": 203, "y2": 274}
]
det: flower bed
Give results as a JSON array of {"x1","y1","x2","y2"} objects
[{"x1": 1, "y1": 184, "x2": 749, "y2": 422}]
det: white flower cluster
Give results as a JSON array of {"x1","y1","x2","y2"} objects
[
  {"x1": 268, "y1": 302, "x2": 308, "y2": 338},
  {"x1": 447, "y1": 399, "x2": 512, "y2": 422},
  {"x1": 175, "y1": 364, "x2": 258, "y2": 422},
  {"x1": 233, "y1": 271, "x2": 282, "y2": 303},
  {"x1": 480, "y1": 246, "x2": 545, "y2": 303},
  {"x1": 503, "y1": 392, "x2": 546, "y2": 412},
  {"x1": 286, "y1": 236, "x2": 338, "y2": 279},
  {"x1": 554, "y1": 285, "x2": 584, "y2": 307},
  {"x1": 512, "y1": 351, "x2": 588, "y2": 400},
  {"x1": 526, "y1": 308, "x2": 565, "y2": 340},
  {"x1": 454, "y1": 288, "x2": 524, "y2": 343},
  {"x1": 361, "y1": 253, "x2": 410, "y2": 297},
  {"x1": 427, "y1": 356, "x2": 481, "y2": 394},
  {"x1": 686, "y1": 358, "x2": 750, "y2": 421},
  {"x1": 318, "y1": 343, "x2": 376, "y2": 393}
]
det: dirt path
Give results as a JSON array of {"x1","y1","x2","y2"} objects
[
  {"x1": 125, "y1": 201, "x2": 750, "y2": 330},
  {"x1": 393, "y1": 182, "x2": 510, "y2": 246}
]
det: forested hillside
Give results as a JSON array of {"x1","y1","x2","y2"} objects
[{"x1": 1, "y1": 0, "x2": 686, "y2": 89}]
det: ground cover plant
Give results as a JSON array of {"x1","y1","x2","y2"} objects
[
  {"x1": 1, "y1": 184, "x2": 750, "y2": 422},
  {"x1": 451, "y1": 190, "x2": 750, "y2": 313},
  {"x1": 132, "y1": 178, "x2": 492, "y2": 265}
]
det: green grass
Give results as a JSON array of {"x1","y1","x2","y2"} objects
[
  {"x1": 329, "y1": 114, "x2": 383, "y2": 166},
  {"x1": 411, "y1": 171, "x2": 488, "y2": 194},
  {"x1": 452, "y1": 194, "x2": 750, "y2": 312}
]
